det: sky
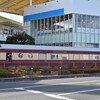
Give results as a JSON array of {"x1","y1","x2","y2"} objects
[{"x1": 0, "y1": 12, "x2": 23, "y2": 23}]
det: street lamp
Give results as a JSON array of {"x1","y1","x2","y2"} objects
[
  {"x1": 83, "y1": 66, "x2": 85, "y2": 74},
  {"x1": 59, "y1": 67, "x2": 61, "y2": 70},
  {"x1": 31, "y1": 67, "x2": 33, "y2": 72},
  {"x1": 31, "y1": 67, "x2": 34, "y2": 76},
  {"x1": 59, "y1": 67, "x2": 62, "y2": 75}
]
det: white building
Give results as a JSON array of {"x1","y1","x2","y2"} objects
[
  {"x1": 0, "y1": 16, "x2": 23, "y2": 42},
  {"x1": 24, "y1": 0, "x2": 100, "y2": 48}
]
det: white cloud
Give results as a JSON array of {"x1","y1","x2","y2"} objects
[{"x1": 0, "y1": 12, "x2": 23, "y2": 23}]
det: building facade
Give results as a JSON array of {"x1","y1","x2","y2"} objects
[
  {"x1": 0, "y1": 16, "x2": 23, "y2": 42},
  {"x1": 24, "y1": 0, "x2": 100, "y2": 48}
]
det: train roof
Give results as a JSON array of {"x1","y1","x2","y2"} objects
[{"x1": 0, "y1": 44, "x2": 100, "y2": 52}]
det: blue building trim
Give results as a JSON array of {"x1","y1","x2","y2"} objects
[{"x1": 24, "y1": 8, "x2": 64, "y2": 22}]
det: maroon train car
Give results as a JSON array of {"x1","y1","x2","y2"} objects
[{"x1": 0, "y1": 44, "x2": 100, "y2": 68}]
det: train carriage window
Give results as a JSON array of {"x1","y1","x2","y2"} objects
[
  {"x1": 62, "y1": 54, "x2": 68, "y2": 60},
  {"x1": 62, "y1": 57, "x2": 67, "y2": 60},
  {"x1": 74, "y1": 54, "x2": 80, "y2": 60},
  {"x1": 18, "y1": 53, "x2": 23, "y2": 58},
  {"x1": 51, "y1": 54, "x2": 58, "y2": 60},
  {"x1": 82, "y1": 55, "x2": 89, "y2": 60},
  {"x1": 92, "y1": 55, "x2": 99, "y2": 60},
  {"x1": 95, "y1": 56, "x2": 99, "y2": 60},
  {"x1": 69, "y1": 54, "x2": 74, "y2": 60},
  {"x1": 6, "y1": 53, "x2": 11, "y2": 62},
  {"x1": 38, "y1": 53, "x2": 46, "y2": 60},
  {"x1": 28, "y1": 53, "x2": 33, "y2": 58}
]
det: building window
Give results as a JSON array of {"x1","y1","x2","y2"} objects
[
  {"x1": 18, "y1": 53, "x2": 23, "y2": 58},
  {"x1": 51, "y1": 54, "x2": 58, "y2": 60},
  {"x1": 38, "y1": 53, "x2": 46, "y2": 60}
]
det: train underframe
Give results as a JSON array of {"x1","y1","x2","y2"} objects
[{"x1": 0, "y1": 60, "x2": 100, "y2": 76}]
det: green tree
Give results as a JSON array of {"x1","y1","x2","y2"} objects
[{"x1": 6, "y1": 32, "x2": 35, "y2": 45}]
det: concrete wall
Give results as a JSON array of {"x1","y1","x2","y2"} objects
[
  {"x1": 73, "y1": 0, "x2": 100, "y2": 16},
  {"x1": 24, "y1": 0, "x2": 73, "y2": 16},
  {"x1": 24, "y1": 0, "x2": 100, "y2": 21}
]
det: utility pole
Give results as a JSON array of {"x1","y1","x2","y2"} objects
[{"x1": 30, "y1": 0, "x2": 32, "y2": 6}]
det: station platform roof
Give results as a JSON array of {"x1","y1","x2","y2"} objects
[{"x1": 0, "y1": 0, "x2": 48, "y2": 15}]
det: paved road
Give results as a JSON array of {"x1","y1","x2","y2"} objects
[{"x1": 0, "y1": 77, "x2": 100, "y2": 100}]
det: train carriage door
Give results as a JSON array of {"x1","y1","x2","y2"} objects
[{"x1": 6, "y1": 53, "x2": 12, "y2": 62}]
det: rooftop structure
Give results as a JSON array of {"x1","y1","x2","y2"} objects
[
  {"x1": 0, "y1": 0, "x2": 49, "y2": 15},
  {"x1": 1, "y1": 44, "x2": 100, "y2": 52}
]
